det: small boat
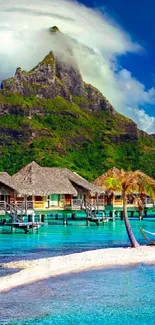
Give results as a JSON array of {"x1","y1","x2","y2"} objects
[{"x1": 140, "y1": 228, "x2": 155, "y2": 245}]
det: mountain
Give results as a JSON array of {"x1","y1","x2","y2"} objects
[{"x1": 0, "y1": 26, "x2": 155, "y2": 180}]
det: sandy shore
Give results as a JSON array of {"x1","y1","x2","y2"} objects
[{"x1": 1, "y1": 246, "x2": 155, "y2": 293}]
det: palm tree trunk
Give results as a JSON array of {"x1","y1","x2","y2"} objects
[
  {"x1": 139, "y1": 209, "x2": 143, "y2": 220},
  {"x1": 122, "y1": 192, "x2": 140, "y2": 248}
]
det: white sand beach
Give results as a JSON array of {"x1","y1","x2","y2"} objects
[{"x1": 1, "y1": 246, "x2": 155, "y2": 293}]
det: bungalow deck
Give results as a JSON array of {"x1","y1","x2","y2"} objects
[
  {"x1": 0, "y1": 161, "x2": 154, "y2": 233},
  {"x1": 7, "y1": 222, "x2": 44, "y2": 234}
]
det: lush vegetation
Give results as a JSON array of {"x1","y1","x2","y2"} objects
[{"x1": 0, "y1": 93, "x2": 155, "y2": 180}]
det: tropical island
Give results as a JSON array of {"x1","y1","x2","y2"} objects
[{"x1": 1, "y1": 24, "x2": 155, "y2": 324}]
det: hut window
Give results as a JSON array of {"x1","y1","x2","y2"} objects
[
  {"x1": 35, "y1": 196, "x2": 43, "y2": 201},
  {"x1": 16, "y1": 197, "x2": 24, "y2": 202},
  {"x1": 65, "y1": 195, "x2": 71, "y2": 206},
  {"x1": 115, "y1": 195, "x2": 122, "y2": 201},
  {"x1": 27, "y1": 196, "x2": 32, "y2": 201}
]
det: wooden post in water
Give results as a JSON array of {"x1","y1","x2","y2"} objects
[
  {"x1": 139, "y1": 210, "x2": 143, "y2": 220},
  {"x1": 102, "y1": 210, "x2": 105, "y2": 224},
  {"x1": 71, "y1": 213, "x2": 76, "y2": 220},
  {"x1": 110, "y1": 210, "x2": 115, "y2": 221},
  {"x1": 32, "y1": 213, "x2": 35, "y2": 223},
  {"x1": 112, "y1": 210, "x2": 115, "y2": 221},
  {"x1": 96, "y1": 219, "x2": 99, "y2": 226},
  {"x1": 144, "y1": 209, "x2": 147, "y2": 218},
  {"x1": 11, "y1": 225, "x2": 15, "y2": 233},
  {"x1": 63, "y1": 213, "x2": 68, "y2": 225},
  {"x1": 86, "y1": 217, "x2": 90, "y2": 226},
  {"x1": 120, "y1": 211, "x2": 123, "y2": 220}
]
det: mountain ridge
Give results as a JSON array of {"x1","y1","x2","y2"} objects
[
  {"x1": 1, "y1": 50, "x2": 115, "y2": 116},
  {"x1": 0, "y1": 27, "x2": 155, "y2": 179}
]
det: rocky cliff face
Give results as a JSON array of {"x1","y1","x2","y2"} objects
[
  {"x1": 0, "y1": 25, "x2": 151, "y2": 144},
  {"x1": 1, "y1": 27, "x2": 115, "y2": 115},
  {"x1": 0, "y1": 46, "x2": 141, "y2": 142},
  {"x1": 1, "y1": 54, "x2": 71, "y2": 100},
  {"x1": 1, "y1": 51, "x2": 114, "y2": 113}
]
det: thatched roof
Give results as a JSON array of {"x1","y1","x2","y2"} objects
[
  {"x1": 0, "y1": 172, "x2": 17, "y2": 193},
  {"x1": 44, "y1": 168, "x2": 101, "y2": 194},
  {"x1": 94, "y1": 167, "x2": 155, "y2": 196},
  {"x1": 94, "y1": 167, "x2": 120, "y2": 191},
  {"x1": 12, "y1": 162, "x2": 101, "y2": 196}
]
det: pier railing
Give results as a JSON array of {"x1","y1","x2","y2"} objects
[
  {"x1": 0, "y1": 201, "x2": 5, "y2": 210},
  {"x1": 14, "y1": 201, "x2": 34, "y2": 212},
  {"x1": 0, "y1": 199, "x2": 105, "y2": 214},
  {"x1": 143, "y1": 198, "x2": 154, "y2": 206},
  {"x1": 71, "y1": 199, "x2": 83, "y2": 209},
  {"x1": 59, "y1": 199, "x2": 83, "y2": 209},
  {"x1": 0, "y1": 200, "x2": 34, "y2": 215},
  {"x1": 58, "y1": 199, "x2": 104, "y2": 210},
  {"x1": 26, "y1": 201, "x2": 34, "y2": 210}
]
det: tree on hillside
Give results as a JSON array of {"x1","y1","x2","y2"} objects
[{"x1": 94, "y1": 168, "x2": 155, "y2": 248}]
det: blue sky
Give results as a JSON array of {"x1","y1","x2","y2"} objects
[
  {"x1": 0, "y1": 0, "x2": 155, "y2": 132},
  {"x1": 83, "y1": 0, "x2": 155, "y2": 86},
  {"x1": 82, "y1": 0, "x2": 155, "y2": 116}
]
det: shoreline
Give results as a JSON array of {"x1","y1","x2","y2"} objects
[{"x1": 1, "y1": 246, "x2": 155, "y2": 293}]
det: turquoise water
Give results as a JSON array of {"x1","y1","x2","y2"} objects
[
  {"x1": 0, "y1": 219, "x2": 155, "y2": 264},
  {"x1": 1, "y1": 219, "x2": 155, "y2": 324},
  {"x1": 1, "y1": 264, "x2": 155, "y2": 324}
]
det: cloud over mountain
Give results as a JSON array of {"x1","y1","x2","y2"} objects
[{"x1": 0, "y1": 0, "x2": 155, "y2": 133}]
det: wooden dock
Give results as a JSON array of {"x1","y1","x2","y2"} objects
[{"x1": 7, "y1": 222, "x2": 43, "y2": 234}]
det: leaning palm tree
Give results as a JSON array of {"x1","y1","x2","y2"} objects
[{"x1": 94, "y1": 168, "x2": 155, "y2": 248}]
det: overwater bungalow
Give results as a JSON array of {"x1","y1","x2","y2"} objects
[
  {"x1": 9, "y1": 161, "x2": 102, "y2": 216},
  {"x1": 94, "y1": 168, "x2": 155, "y2": 219},
  {"x1": 1, "y1": 163, "x2": 154, "y2": 223},
  {"x1": 103, "y1": 192, "x2": 154, "y2": 218}
]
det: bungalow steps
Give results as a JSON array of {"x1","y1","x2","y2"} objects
[{"x1": 83, "y1": 200, "x2": 106, "y2": 225}]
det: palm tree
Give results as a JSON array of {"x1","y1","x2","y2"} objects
[{"x1": 94, "y1": 168, "x2": 155, "y2": 248}]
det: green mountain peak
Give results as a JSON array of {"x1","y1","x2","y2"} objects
[{"x1": 0, "y1": 41, "x2": 155, "y2": 180}]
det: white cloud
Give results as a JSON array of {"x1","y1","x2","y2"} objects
[{"x1": 0, "y1": 0, "x2": 155, "y2": 133}]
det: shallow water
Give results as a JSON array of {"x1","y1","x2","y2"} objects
[
  {"x1": 0, "y1": 218, "x2": 155, "y2": 263},
  {"x1": 1, "y1": 219, "x2": 155, "y2": 324},
  {"x1": 0, "y1": 266, "x2": 21, "y2": 277},
  {"x1": 1, "y1": 264, "x2": 155, "y2": 324}
]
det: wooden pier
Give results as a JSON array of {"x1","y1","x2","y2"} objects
[{"x1": 7, "y1": 222, "x2": 43, "y2": 234}]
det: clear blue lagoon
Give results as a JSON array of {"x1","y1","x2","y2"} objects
[
  {"x1": 1, "y1": 218, "x2": 155, "y2": 324},
  {"x1": 1, "y1": 264, "x2": 155, "y2": 324},
  {"x1": 0, "y1": 218, "x2": 154, "y2": 263}
]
